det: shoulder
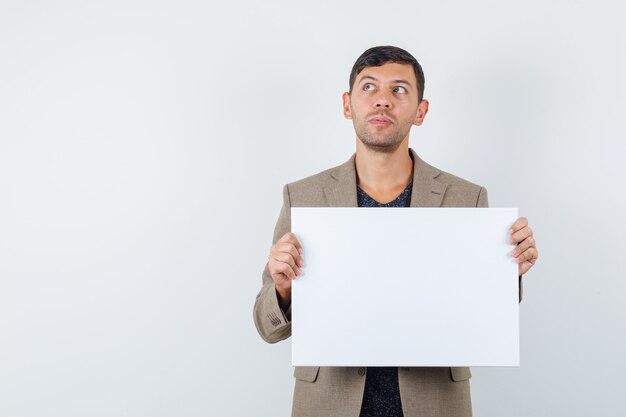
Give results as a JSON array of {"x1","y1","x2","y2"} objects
[
  {"x1": 287, "y1": 164, "x2": 338, "y2": 193},
  {"x1": 437, "y1": 168, "x2": 487, "y2": 207},
  {"x1": 411, "y1": 151, "x2": 487, "y2": 207},
  {"x1": 435, "y1": 165, "x2": 484, "y2": 191},
  {"x1": 282, "y1": 156, "x2": 351, "y2": 206}
]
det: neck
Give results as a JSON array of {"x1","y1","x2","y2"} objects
[{"x1": 354, "y1": 138, "x2": 413, "y2": 192}]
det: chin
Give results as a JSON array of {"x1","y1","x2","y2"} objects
[{"x1": 360, "y1": 140, "x2": 403, "y2": 154}]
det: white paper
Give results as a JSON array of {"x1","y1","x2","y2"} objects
[{"x1": 291, "y1": 208, "x2": 519, "y2": 367}]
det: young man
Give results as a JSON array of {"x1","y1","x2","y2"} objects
[{"x1": 253, "y1": 45, "x2": 538, "y2": 417}]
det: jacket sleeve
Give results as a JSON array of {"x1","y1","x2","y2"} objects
[
  {"x1": 476, "y1": 186, "x2": 523, "y2": 303},
  {"x1": 253, "y1": 184, "x2": 293, "y2": 343}
]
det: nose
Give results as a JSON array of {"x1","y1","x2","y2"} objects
[{"x1": 374, "y1": 90, "x2": 392, "y2": 109}]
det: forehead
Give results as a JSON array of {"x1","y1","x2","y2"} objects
[{"x1": 356, "y1": 62, "x2": 416, "y2": 85}]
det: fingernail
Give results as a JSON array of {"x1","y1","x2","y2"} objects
[
  {"x1": 509, "y1": 249, "x2": 516, "y2": 257},
  {"x1": 298, "y1": 248, "x2": 304, "y2": 254}
]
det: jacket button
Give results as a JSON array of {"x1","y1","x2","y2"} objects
[{"x1": 358, "y1": 367, "x2": 365, "y2": 376}]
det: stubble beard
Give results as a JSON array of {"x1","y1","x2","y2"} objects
[{"x1": 353, "y1": 118, "x2": 412, "y2": 154}]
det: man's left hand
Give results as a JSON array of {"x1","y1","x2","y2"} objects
[{"x1": 509, "y1": 216, "x2": 538, "y2": 276}]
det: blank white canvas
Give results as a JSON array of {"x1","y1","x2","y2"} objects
[{"x1": 291, "y1": 208, "x2": 519, "y2": 367}]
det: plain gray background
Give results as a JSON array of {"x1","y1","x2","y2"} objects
[{"x1": 1, "y1": 0, "x2": 624, "y2": 416}]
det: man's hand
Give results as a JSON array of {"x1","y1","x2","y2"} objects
[
  {"x1": 268, "y1": 232, "x2": 304, "y2": 309},
  {"x1": 509, "y1": 216, "x2": 538, "y2": 276}
]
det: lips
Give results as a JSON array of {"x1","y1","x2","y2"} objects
[{"x1": 369, "y1": 116, "x2": 392, "y2": 125}]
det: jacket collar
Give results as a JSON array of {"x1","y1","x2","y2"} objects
[{"x1": 323, "y1": 148, "x2": 447, "y2": 208}]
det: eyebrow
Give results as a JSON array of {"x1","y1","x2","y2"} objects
[{"x1": 358, "y1": 75, "x2": 413, "y2": 89}]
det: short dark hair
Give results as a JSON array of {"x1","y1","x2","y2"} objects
[{"x1": 349, "y1": 45, "x2": 425, "y2": 102}]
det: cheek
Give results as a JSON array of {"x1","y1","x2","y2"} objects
[
  {"x1": 399, "y1": 105, "x2": 419, "y2": 121},
  {"x1": 350, "y1": 106, "x2": 367, "y2": 123}
]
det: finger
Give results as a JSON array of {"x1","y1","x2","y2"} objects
[
  {"x1": 509, "y1": 217, "x2": 528, "y2": 235},
  {"x1": 510, "y1": 236, "x2": 535, "y2": 258},
  {"x1": 270, "y1": 243, "x2": 304, "y2": 268},
  {"x1": 514, "y1": 247, "x2": 538, "y2": 264},
  {"x1": 272, "y1": 260, "x2": 299, "y2": 280},
  {"x1": 273, "y1": 242, "x2": 301, "y2": 260},
  {"x1": 519, "y1": 258, "x2": 536, "y2": 276},
  {"x1": 510, "y1": 226, "x2": 532, "y2": 245},
  {"x1": 278, "y1": 232, "x2": 304, "y2": 254},
  {"x1": 273, "y1": 251, "x2": 297, "y2": 270}
]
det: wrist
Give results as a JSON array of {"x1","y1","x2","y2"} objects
[{"x1": 275, "y1": 286, "x2": 291, "y2": 309}]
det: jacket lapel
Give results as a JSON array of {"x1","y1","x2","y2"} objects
[
  {"x1": 409, "y1": 148, "x2": 447, "y2": 208},
  {"x1": 323, "y1": 148, "x2": 447, "y2": 208},
  {"x1": 323, "y1": 153, "x2": 358, "y2": 207}
]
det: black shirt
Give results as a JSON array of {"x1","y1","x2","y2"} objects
[{"x1": 356, "y1": 179, "x2": 413, "y2": 417}]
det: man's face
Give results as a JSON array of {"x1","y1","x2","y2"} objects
[{"x1": 343, "y1": 62, "x2": 429, "y2": 153}]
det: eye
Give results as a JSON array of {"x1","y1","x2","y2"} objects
[
  {"x1": 363, "y1": 83, "x2": 375, "y2": 91},
  {"x1": 394, "y1": 86, "x2": 407, "y2": 94}
]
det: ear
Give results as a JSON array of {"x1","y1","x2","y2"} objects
[
  {"x1": 412, "y1": 99, "x2": 429, "y2": 126},
  {"x1": 342, "y1": 92, "x2": 352, "y2": 119}
]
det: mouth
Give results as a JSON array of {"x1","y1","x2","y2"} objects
[{"x1": 369, "y1": 116, "x2": 393, "y2": 126}]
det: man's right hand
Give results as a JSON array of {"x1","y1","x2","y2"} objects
[{"x1": 268, "y1": 232, "x2": 304, "y2": 309}]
